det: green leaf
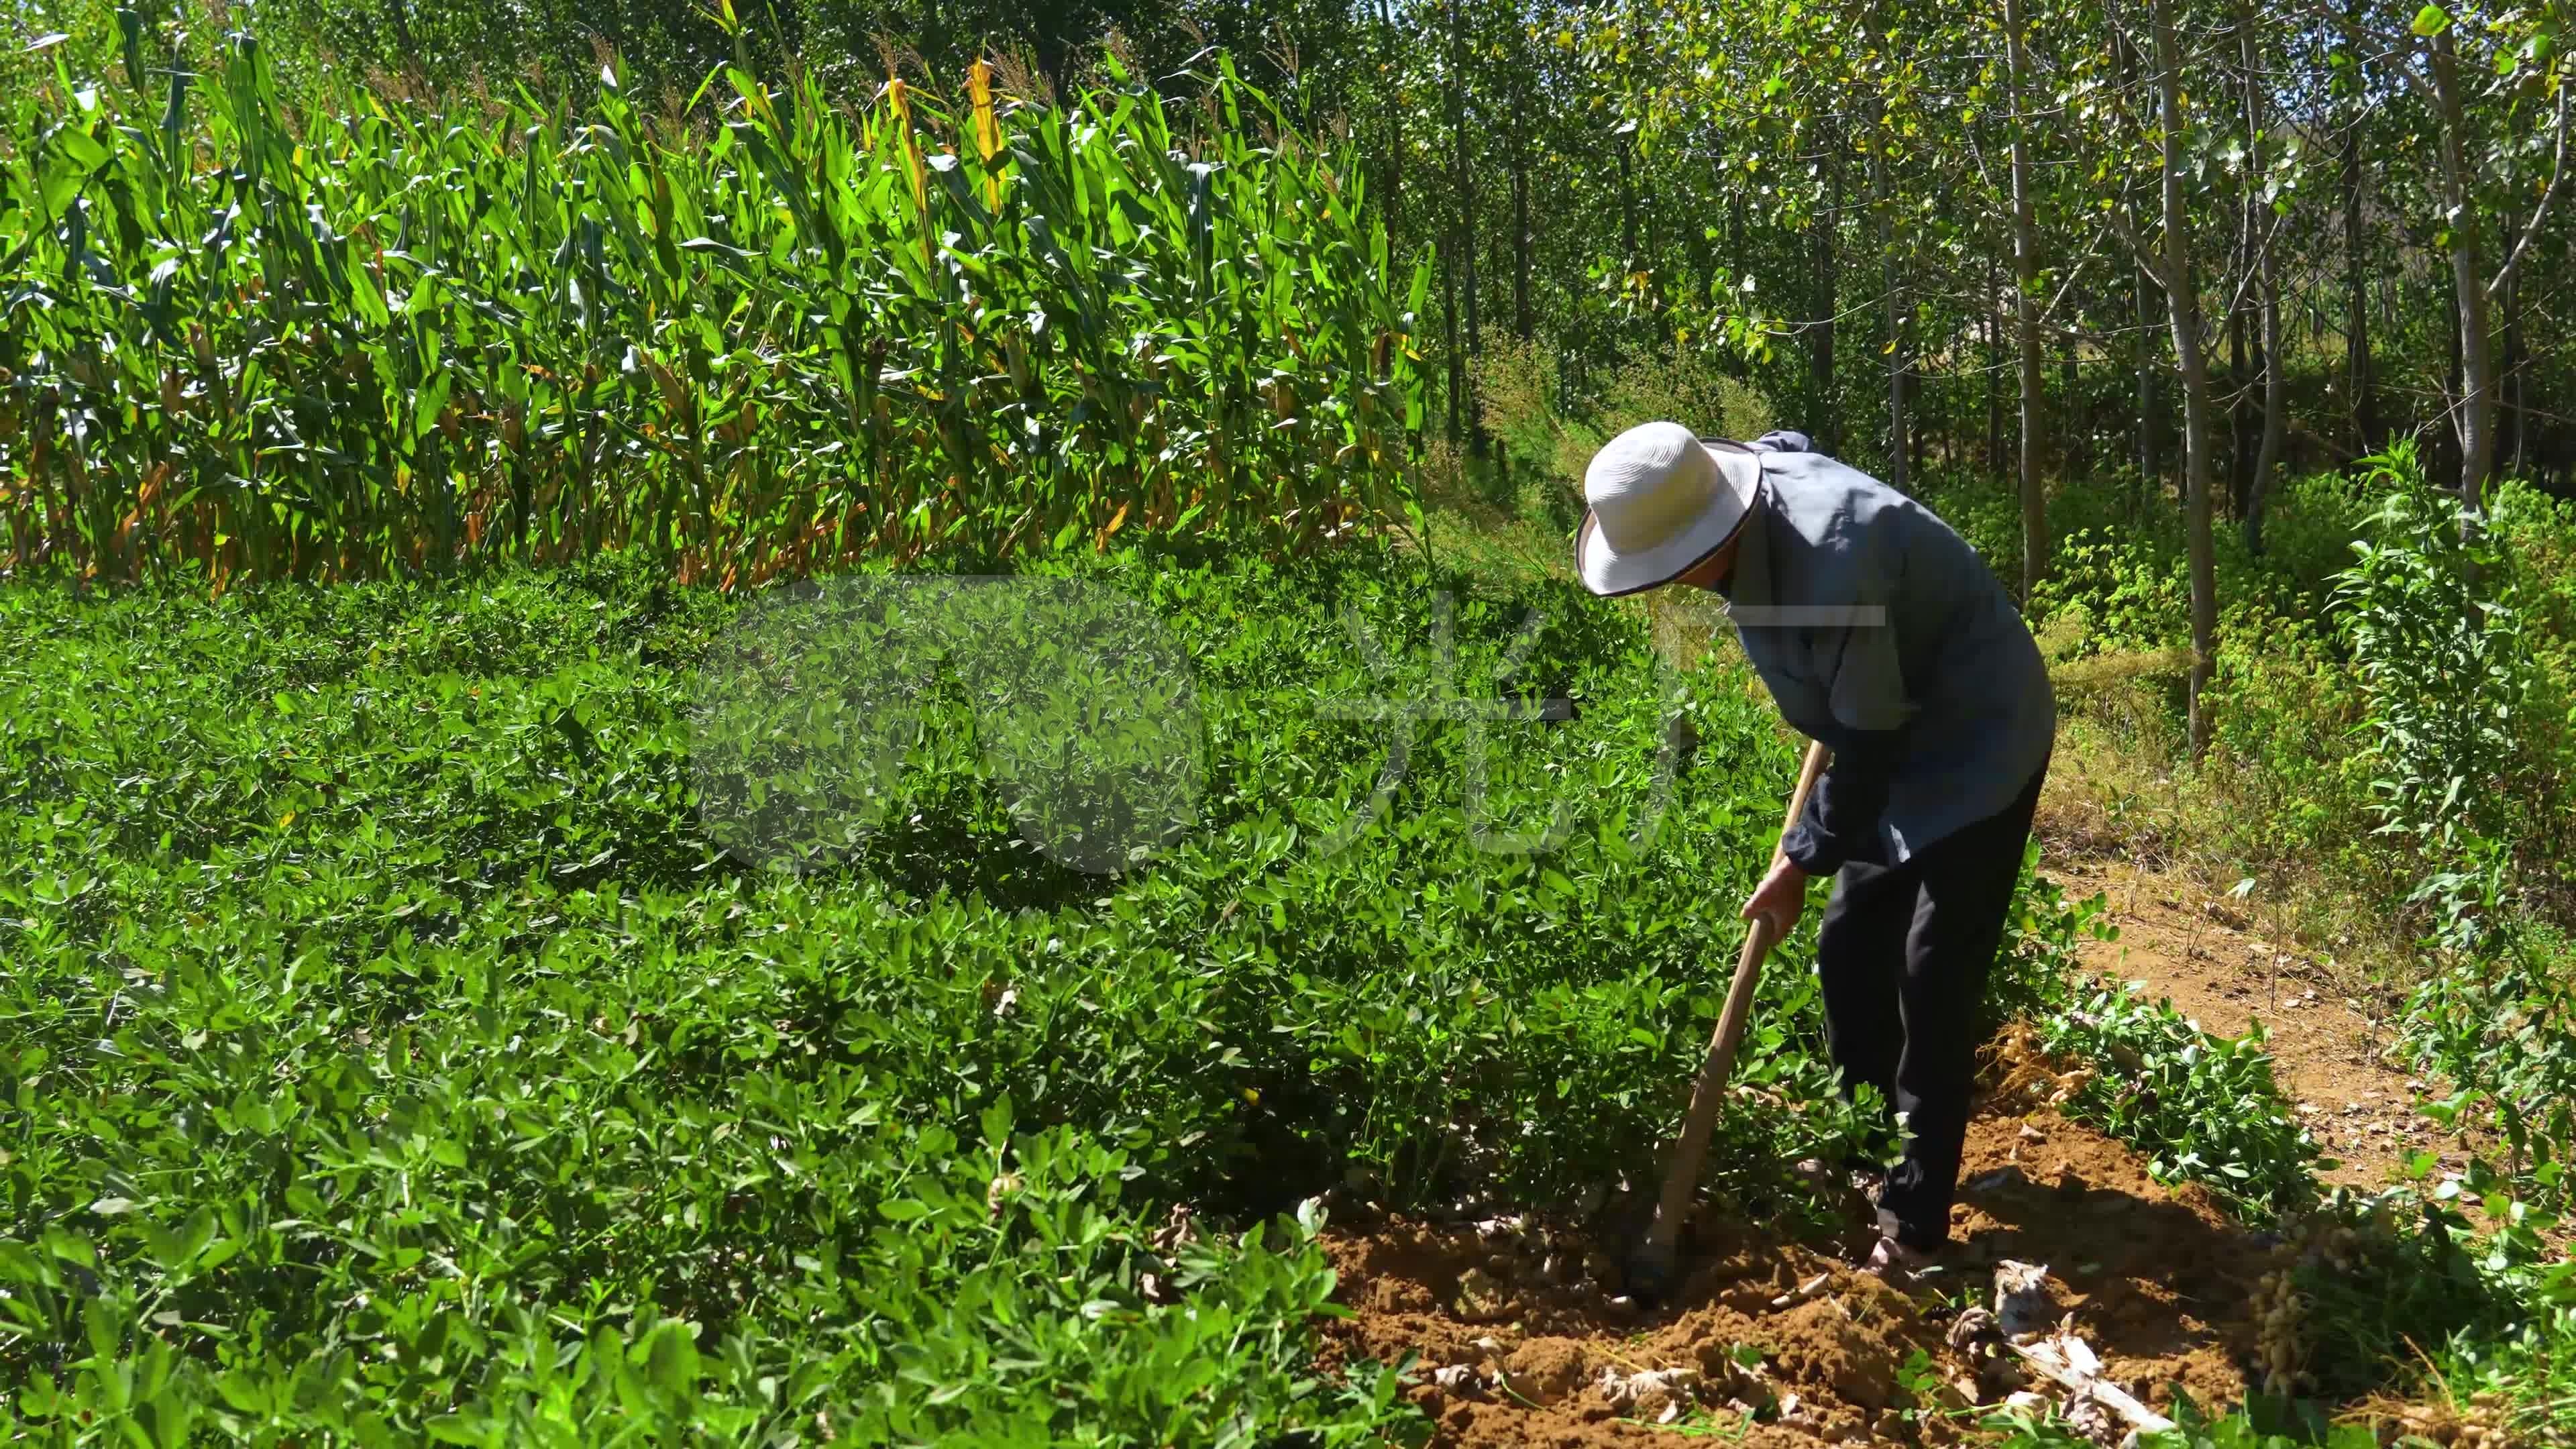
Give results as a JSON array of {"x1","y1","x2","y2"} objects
[
  {"x1": 57, "y1": 125, "x2": 108, "y2": 172},
  {"x1": 411, "y1": 372, "x2": 453, "y2": 443},
  {"x1": 879, "y1": 1198, "x2": 932, "y2": 1223},
  {"x1": 2411, "y1": 4, "x2": 2451, "y2": 37},
  {"x1": 643, "y1": 1320, "x2": 701, "y2": 1396}
]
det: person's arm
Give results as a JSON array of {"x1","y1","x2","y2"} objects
[{"x1": 1777, "y1": 728, "x2": 1900, "y2": 876}]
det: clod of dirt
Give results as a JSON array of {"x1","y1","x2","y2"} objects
[
  {"x1": 1994, "y1": 1259, "x2": 2058, "y2": 1338},
  {"x1": 1451, "y1": 1266, "x2": 1511, "y2": 1323},
  {"x1": 1769, "y1": 1294, "x2": 1910, "y2": 1411},
  {"x1": 1945, "y1": 1307, "x2": 2029, "y2": 1397},
  {"x1": 1947, "y1": 1306, "x2": 1998, "y2": 1349},
  {"x1": 1431, "y1": 1364, "x2": 1482, "y2": 1393},
  {"x1": 1499, "y1": 1338, "x2": 1588, "y2": 1405},
  {"x1": 2061, "y1": 1389, "x2": 2132, "y2": 1448},
  {"x1": 1595, "y1": 1364, "x2": 1701, "y2": 1421}
]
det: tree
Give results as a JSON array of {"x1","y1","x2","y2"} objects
[
  {"x1": 2145, "y1": 0, "x2": 2219, "y2": 755},
  {"x1": 2235, "y1": 0, "x2": 2288, "y2": 554},
  {"x1": 2332, "y1": 1, "x2": 2574, "y2": 513},
  {"x1": 2337, "y1": 0, "x2": 2385, "y2": 461},
  {"x1": 2003, "y1": 0, "x2": 2048, "y2": 594},
  {"x1": 2082, "y1": 0, "x2": 2229, "y2": 752}
]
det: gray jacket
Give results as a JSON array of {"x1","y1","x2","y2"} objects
[{"x1": 1721, "y1": 435, "x2": 2055, "y2": 868}]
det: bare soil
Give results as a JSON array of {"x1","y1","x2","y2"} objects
[
  {"x1": 1315, "y1": 1036, "x2": 2267, "y2": 1447},
  {"x1": 2045, "y1": 859, "x2": 2469, "y2": 1193}
]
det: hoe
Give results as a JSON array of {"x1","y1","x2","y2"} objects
[{"x1": 1629, "y1": 738, "x2": 1831, "y2": 1302}]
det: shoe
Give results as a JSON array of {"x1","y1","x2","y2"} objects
[
  {"x1": 1861, "y1": 1232, "x2": 1934, "y2": 1281},
  {"x1": 1858, "y1": 1210, "x2": 1941, "y2": 1285}
]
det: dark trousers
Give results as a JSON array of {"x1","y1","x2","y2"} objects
[{"x1": 1815, "y1": 760, "x2": 2047, "y2": 1250}]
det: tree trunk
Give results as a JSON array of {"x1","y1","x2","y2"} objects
[
  {"x1": 2245, "y1": 0, "x2": 2286, "y2": 554},
  {"x1": 1448, "y1": 0, "x2": 1484, "y2": 456},
  {"x1": 2115, "y1": 20, "x2": 2158, "y2": 509},
  {"x1": 2425, "y1": 27, "x2": 2497, "y2": 513},
  {"x1": 2226, "y1": 1, "x2": 2257, "y2": 529},
  {"x1": 2005, "y1": 0, "x2": 2047, "y2": 596},
  {"x1": 2135, "y1": 241, "x2": 2161, "y2": 503},
  {"x1": 1442, "y1": 228, "x2": 1463, "y2": 445},
  {"x1": 1032, "y1": 13, "x2": 1072, "y2": 105},
  {"x1": 2151, "y1": 0, "x2": 2218, "y2": 757},
  {"x1": 2504, "y1": 269, "x2": 2524, "y2": 477},
  {"x1": 2444, "y1": 282, "x2": 2465, "y2": 492},
  {"x1": 2062, "y1": 341, "x2": 2084, "y2": 481},
  {"x1": 1811, "y1": 142, "x2": 1841, "y2": 455},
  {"x1": 1986, "y1": 262, "x2": 2002, "y2": 482},
  {"x1": 1509, "y1": 30, "x2": 1533, "y2": 341},
  {"x1": 1619, "y1": 140, "x2": 1639, "y2": 260},
  {"x1": 2229, "y1": 299, "x2": 2251, "y2": 519},
  {"x1": 2340, "y1": 0, "x2": 2380, "y2": 459},
  {"x1": 1873, "y1": 108, "x2": 1910, "y2": 494},
  {"x1": 1728, "y1": 190, "x2": 1746, "y2": 283},
  {"x1": 387, "y1": 0, "x2": 416, "y2": 76},
  {"x1": 2249, "y1": 258, "x2": 2286, "y2": 554}
]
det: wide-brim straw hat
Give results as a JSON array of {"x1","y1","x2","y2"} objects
[{"x1": 1574, "y1": 421, "x2": 1763, "y2": 597}]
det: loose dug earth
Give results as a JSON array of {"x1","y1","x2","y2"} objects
[{"x1": 1316, "y1": 1038, "x2": 2268, "y2": 1447}]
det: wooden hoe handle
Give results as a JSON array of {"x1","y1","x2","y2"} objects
[{"x1": 1641, "y1": 738, "x2": 1833, "y2": 1266}]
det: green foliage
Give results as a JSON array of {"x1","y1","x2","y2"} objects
[
  {"x1": 1939, "y1": 468, "x2": 2370, "y2": 656},
  {"x1": 1987, "y1": 870, "x2": 2318, "y2": 1220},
  {"x1": 2200, "y1": 607, "x2": 2378, "y2": 865},
  {"x1": 1988, "y1": 858, "x2": 2320, "y2": 1221},
  {"x1": 1, "y1": 18, "x2": 1427, "y2": 587},
  {"x1": 1464, "y1": 336, "x2": 1774, "y2": 521},
  {"x1": 2404, "y1": 922, "x2": 2576, "y2": 1208},
  {"x1": 2035, "y1": 984, "x2": 2321, "y2": 1223},
  {"x1": 2284, "y1": 1181, "x2": 2554, "y2": 1406},
  {"x1": 0, "y1": 540, "x2": 2334, "y2": 1440},
  {"x1": 1589, "y1": 352, "x2": 1776, "y2": 449},
  {"x1": 1986, "y1": 1394, "x2": 2382, "y2": 1449},
  {"x1": 2349, "y1": 468, "x2": 2576, "y2": 1215},
  {"x1": 2027, "y1": 528, "x2": 2194, "y2": 660},
  {"x1": 2332, "y1": 444, "x2": 2537, "y2": 898},
  {"x1": 0, "y1": 546, "x2": 1932, "y2": 1440},
  {"x1": 2424, "y1": 1294, "x2": 2576, "y2": 1444}
]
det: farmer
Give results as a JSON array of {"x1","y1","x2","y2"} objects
[{"x1": 1572, "y1": 421, "x2": 2055, "y2": 1279}]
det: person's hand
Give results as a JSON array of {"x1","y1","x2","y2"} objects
[{"x1": 1740, "y1": 856, "x2": 1809, "y2": 938}]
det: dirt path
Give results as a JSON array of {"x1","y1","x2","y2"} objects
[
  {"x1": 1315, "y1": 1038, "x2": 2266, "y2": 1448},
  {"x1": 2042, "y1": 857, "x2": 2464, "y2": 1195}
]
